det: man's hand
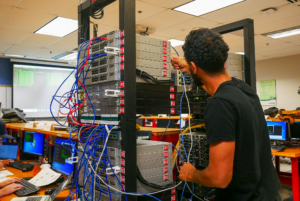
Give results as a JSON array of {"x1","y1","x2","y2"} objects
[
  {"x1": 171, "y1": 57, "x2": 189, "y2": 74},
  {"x1": 0, "y1": 183, "x2": 23, "y2": 197},
  {"x1": 1, "y1": 159, "x2": 14, "y2": 166},
  {"x1": 179, "y1": 162, "x2": 196, "y2": 182},
  {"x1": 0, "y1": 177, "x2": 21, "y2": 188}
]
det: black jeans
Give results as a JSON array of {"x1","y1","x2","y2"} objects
[{"x1": 275, "y1": 191, "x2": 283, "y2": 201}]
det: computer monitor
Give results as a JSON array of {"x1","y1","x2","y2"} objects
[
  {"x1": 267, "y1": 121, "x2": 287, "y2": 140},
  {"x1": 23, "y1": 132, "x2": 45, "y2": 156},
  {"x1": 290, "y1": 122, "x2": 300, "y2": 139},
  {"x1": 52, "y1": 138, "x2": 76, "y2": 176},
  {"x1": 0, "y1": 144, "x2": 18, "y2": 160}
]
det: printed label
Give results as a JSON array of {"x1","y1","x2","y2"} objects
[
  {"x1": 171, "y1": 101, "x2": 175, "y2": 107},
  {"x1": 120, "y1": 107, "x2": 125, "y2": 114},
  {"x1": 121, "y1": 151, "x2": 125, "y2": 158},
  {"x1": 164, "y1": 151, "x2": 169, "y2": 158},
  {"x1": 163, "y1": 56, "x2": 167, "y2": 62},
  {"x1": 163, "y1": 48, "x2": 168, "y2": 54},
  {"x1": 120, "y1": 81, "x2": 124, "y2": 88},
  {"x1": 121, "y1": 159, "x2": 125, "y2": 166},
  {"x1": 164, "y1": 174, "x2": 169, "y2": 181},
  {"x1": 120, "y1": 63, "x2": 124, "y2": 70},
  {"x1": 164, "y1": 159, "x2": 169, "y2": 166},
  {"x1": 163, "y1": 166, "x2": 168, "y2": 173},
  {"x1": 121, "y1": 167, "x2": 125, "y2": 175},
  {"x1": 120, "y1": 55, "x2": 125, "y2": 63},
  {"x1": 120, "y1": 30, "x2": 125, "y2": 37},
  {"x1": 120, "y1": 90, "x2": 124, "y2": 97},
  {"x1": 164, "y1": 145, "x2": 168, "y2": 151},
  {"x1": 171, "y1": 195, "x2": 176, "y2": 201},
  {"x1": 120, "y1": 39, "x2": 125, "y2": 46},
  {"x1": 170, "y1": 86, "x2": 175, "y2": 92},
  {"x1": 120, "y1": 99, "x2": 125, "y2": 106},
  {"x1": 163, "y1": 63, "x2": 168, "y2": 69},
  {"x1": 171, "y1": 108, "x2": 175, "y2": 114},
  {"x1": 163, "y1": 41, "x2": 167, "y2": 47},
  {"x1": 121, "y1": 176, "x2": 125, "y2": 183},
  {"x1": 170, "y1": 94, "x2": 175, "y2": 99},
  {"x1": 172, "y1": 188, "x2": 176, "y2": 195},
  {"x1": 120, "y1": 47, "x2": 124, "y2": 54},
  {"x1": 162, "y1": 70, "x2": 167, "y2": 77},
  {"x1": 122, "y1": 184, "x2": 125, "y2": 191}
]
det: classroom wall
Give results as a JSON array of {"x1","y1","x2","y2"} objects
[
  {"x1": 0, "y1": 58, "x2": 12, "y2": 108},
  {"x1": 256, "y1": 54, "x2": 300, "y2": 111}
]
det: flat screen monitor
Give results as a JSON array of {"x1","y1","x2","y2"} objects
[
  {"x1": 0, "y1": 144, "x2": 18, "y2": 160},
  {"x1": 23, "y1": 132, "x2": 44, "y2": 156},
  {"x1": 267, "y1": 121, "x2": 287, "y2": 141},
  {"x1": 290, "y1": 122, "x2": 300, "y2": 139},
  {"x1": 52, "y1": 138, "x2": 76, "y2": 176},
  {"x1": 13, "y1": 64, "x2": 75, "y2": 118}
]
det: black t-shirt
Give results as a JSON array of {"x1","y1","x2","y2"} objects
[{"x1": 204, "y1": 78, "x2": 280, "y2": 201}]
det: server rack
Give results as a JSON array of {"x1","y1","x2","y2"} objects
[{"x1": 78, "y1": 1, "x2": 256, "y2": 200}]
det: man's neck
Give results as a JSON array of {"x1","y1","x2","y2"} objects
[{"x1": 202, "y1": 72, "x2": 232, "y2": 96}]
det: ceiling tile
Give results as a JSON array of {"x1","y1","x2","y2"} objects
[
  {"x1": 18, "y1": 0, "x2": 77, "y2": 15},
  {"x1": 139, "y1": 0, "x2": 192, "y2": 9},
  {"x1": 0, "y1": 5, "x2": 13, "y2": 21},
  {"x1": 95, "y1": 10, "x2": 119, "y2": 27},
  {"x1": 0, "y1": 8, "x2": 55, "y2": 32},
  {"x1": 250, "y1": 4, "x2": 300, "y2": 28},
  {"x1": 255, "y1": 14, "x2": 300, "y2": 34},
  {"x1": 276, "y1": 33, "x2": 300, "y2": 43},
  {"x1": 258, "y1": 45, "x2": 300, "y2": 58},
  {"x1": 18, "y1": 33, "x2": 61, "y2": 48},
  {"x1": 154, "y1": 17, "x2": 220, "y2": 38},
  {"x1": 47, "y1": 37, "x2": 77, "y2": 51},
  {"x1": 0, "y1": 28, "x2": 31, "y2": 44},
  {"x1": 200, "y1": 0, "x2": 288, "y2": 24},
  {"x1": 292, "y1": 41, "x2": 300, "y2": 45},
  {"x1": 65, "y1": 31, "x2": 78, "y2": 40},
  {"x1": 136, "y1": 1, "x2": 166, "y2": 22},
  {"x1": 29, "y1": 48, "x2": 66, "y2": 59},
  {"x1": 4, "y1": 45, "x2": 40, "y2": 56},
  {"x1": 0, "y1": 43, "x2": 12, "y2": 53},
  {"x1": 138, "y1": 10, "x2": 194, "y2": 31},
  {"x1": 60, "y1": 1, "x2": 118, "y2": 20},
  {"x1": 0, "y1": 0, "x2": 19, "y2": 7},
  {"x1": 256, "y1": 41, "x2": 297, "y2": 53}
]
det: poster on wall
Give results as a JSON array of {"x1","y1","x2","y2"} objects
[{"x1": 260, "y1": 80, "x2": 277, "y2": 106}]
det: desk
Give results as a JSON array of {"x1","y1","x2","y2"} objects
[
  {"x1": 272, "y1": 148, "x2": 300, "y2": 201},
  {"x1": 139, "y1": 116, "x2": 191, "y2": 120},
  {"x1": 6, "y1": 123, "x2": 75, "y2": 138},
  {"x1": 0, "y1": 164, "x2": 72, "y2": 201}
]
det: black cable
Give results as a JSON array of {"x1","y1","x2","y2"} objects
[
  {"x1": 136, "y1": 166, "x2": 175, "y2": 190},
  {"x1": 136, "y1": 69, "x2": 173, "y2": 85},
  {"x1": 90, "y1": 3, "x2": 104, "y2": 19}
]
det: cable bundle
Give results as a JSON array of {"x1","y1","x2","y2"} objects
[{"x1": 90, "y1": 3, "x2": 104, "y2": 19}]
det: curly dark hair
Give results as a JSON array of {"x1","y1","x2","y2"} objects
[{"x1": 182, "y1": 28, "x2": 229, "y2": 74}]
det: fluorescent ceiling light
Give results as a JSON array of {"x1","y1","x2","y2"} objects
[
  {"x1": 235, "y1": 52, "x2": 245, "y2": 55},
  {"x1": 168, "y1": 39, "x2": 185, "y2": 47},
  {"x1": 59, "y1": 52, "x2": 78, "y2": 61},
  {"x1": 35, "y1": 17, "x2": 78, "y2": 37},
  {"x1": 264, "y1": 26, "x2": 300, "y2": 39},
  {"x1": 174, "y1": 0, "x2": 245, "y2": 16},
  {"x1": 5, "y1": 54, "x2": 24, "y2": 58}
]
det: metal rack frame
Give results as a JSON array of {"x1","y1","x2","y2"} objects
[
  {"x1": 211, "y1": 18, "x2": 256, "y2": 92},
  {"x1": 78, "y1": 1, "x2": 256, "y2": 200}
]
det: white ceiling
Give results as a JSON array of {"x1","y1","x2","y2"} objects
[{"x1": 0, "y1": 0, "x2": 299, "y2": 61}]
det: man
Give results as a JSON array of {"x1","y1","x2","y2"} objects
[
  {"x1": 0, "y1": 119, "x2": 23, "y2": 197},
  {"x1": 172, "y1": 28, "x2": 281, "y2": 201}
]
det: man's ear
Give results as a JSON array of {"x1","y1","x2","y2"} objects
[{"x1": 190, "y1": 61, "x2": 197, "y2": 74}]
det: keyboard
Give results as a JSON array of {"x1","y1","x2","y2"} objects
[
  {"x1": 14, "y1": 179, "x2": 40, "y2": 197},
  {"x1": 27, "y1": 197, "x2": 44, "y2": 201},
  {"x1": 8, "y1": 162, "x2": 34, "y2": 172},
  {"x1": 271, "y1": 145, "x2": 286, "y2": 151}
]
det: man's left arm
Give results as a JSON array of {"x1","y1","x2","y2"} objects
[{"x1": 179, "y1": 140, "x2": 235, "y2": 188}]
